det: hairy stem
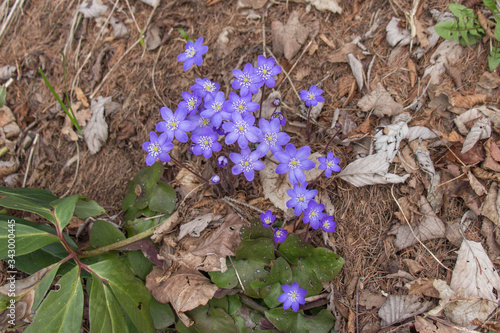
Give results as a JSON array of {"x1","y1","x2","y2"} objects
[
  {"x1": 323, "y1": 123, "x2": 343, "y2": 154},
  {"x1": 306, "y1": 105, "x2": 312, "y2": 142}
]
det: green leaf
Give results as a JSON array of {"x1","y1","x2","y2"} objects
[
  {"x1": 227, "y1": 295, "x2": 242, "y2": 316},
  {"x1": 0, "y1": 219, "x2": 59, "y2": 259},
  {"x1": 178, "y1": 28, "x2": 193, "y2": 42},
  {"x1": 122, "y1": 163, "x2": 164, "y2": 211},
  {"x1": 0, "y1": 187, "x2": 57, "y2": 222},
  {"x1": 278, "y1": 234, "x2": 315, "y2": 264},
  {"x1": 483, "y1": 0, "x2": 498, "y2": 13},
  {"x1": 236, "y1": 238, "x2": 275, "y2": 263},
  {"x1": 89, "y1": 220, "x2": 126, "y2": 248},
  {"x1": 149, "y1": 298, "x2": 175, "y2": 330},
  {"x1": 52, "y1": 195, "x2": 79, "y2": 230},
  {"x1": 89, "y1": 274, "x2": 129, "y2": 333},
  {"x1": 89, "y1": 259, "x2": 154, "y2": 333},
  {"x1": 32, "y1": 264, "x2": 60, "y2": 312},
  {"x1": 15, "y1": 241, "x2": 75, "y2": 275},
  {"x1": 495, "y1": 24, "x2": 500, "y2": 42},
  {"x1": 25, "y1": 266, "x2": 83, "y2": 333},
  {"x1": 126, "y1": 251, "x2": 153, "y2": 280},
  {"x1": 301, "y1": 247, "x2": 344, "y2": 282},
  {"x1": 124, "y1": 217, "x2": 160, "y2": 237},
  {"x1": 435, "y1": 20, "x2": 460, "y2": 41},
  {"x1": 265, "y1": 308, "x2": 334, "y2": 333},
  {"x1": 74, "y1": 198, "x2": 105, "y2": 218},
  {"x1": 187, "y1": 304, "x2": 237, "y2": 333},
  {"x1": 263, "y1": 283, "x2": 284, "y2": 308},
  {"x1": 148, "y1": 182, "x2": 177, "y2": 214},
  {"x1": 210, "y1": 259, "x2": 269, "y2": 298},
  {"x1": 240, "y1": 218, "x2": 274, "y2": 240},
  {"x1": 0, "y1": 86, "x2": 6, "y2": 108}
]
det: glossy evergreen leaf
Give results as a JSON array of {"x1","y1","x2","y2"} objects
[
  {"x1": 148, "y1": 182, "x2": 176, "y2": 214},
  {"x1": 89, "y1": 274, "x2": 129, "y2": 333},
  {"x1": 31, "y1": 264, "x2": 60, "y2": 312},
  {"x1": 149, "y1": 298, "x2": 175, "y2": 330},
  {"x1": 265, "y1": 308, "x2": 334, "y2": 333},
  {"x1": 0, "y1": 187, "x2": 57, "y2": 222},
  {"x1": 210, "y1": 259, "x2": 269, "y2": 298},
  {"x1": 89, "y1": 220, "x2": 126, "y2": 248},
  {"x1": 74, "y1": 198, "x2": 105, "y2": 218},
  {"x1": 122, "y1": 163, "x2": 164, "y2": 211},
  {"x1": 24, "y1": 266, "x2": 83, "y2": 333},
  {"x1": 127, "y1": 250, "x2": 153, "y2": 280},
  {"x1": 240, "y1": 218, "x2": 274, "y2": 240},
  {"x1": 0, "y1": 220, "x2": 59, "y2": 259},
  {"x1": 187, "y1": 304, "x2": 238, "y2": 333},
  {"x1": 300, "y1": 248, "x2": 344, "y2": 282},
  {"x1": 236, "y1": 238, "x2": 275, "y2": 263},
  {"x1": 15, "y1": 242, "x2": 75, "y2": 275},
  {"x1": 52, "y1": 195, "x2": 79, "y2": 230},
  {"x1": 278, "y1": 234, "x2": 315, "y2": 264},
  {"x1": 89, "y1": 259, "x2": 154, "y2": 333}
]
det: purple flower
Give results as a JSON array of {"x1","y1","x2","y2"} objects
[
  {"x1": 286, "y1": 182, "x2": 318, "y2": 216},
  {"x1": 177, "y1": 37, "x2": 209, "y2": 71},
  {"x1": 201, "y1": 91, "x2": 227, "y2": 128},
  {"x1": 188, "y1": 114, "x2": 213, "y2": 135},
  {"x1": 256, "y1": 55, "x2": 282, "y2": 88},
  {"x1": 303, "y1": 200, "x2": 325, "y2": 230},
  {"x1": 256, "y1": 118, "x2": 290, "y2": 156},
  {"x1": 179, "y1": 91, "x2": 202, "y2": 115},
  {"x1": 271, "y1": 111, "x2": 286, "y2": 126},
  {"x1": 213, "y1": 124, "x2": 227, "y2": 136},
  {"x1": 224, "y1": 92, "x2": 260, "y2": 117},
  {"x1": 190, "y1": 127, "x2": 222, "y2": 158},
  {"x1": 156, "y1": 107, "x2": 195, "y2": 143},
  {"x1": 273, "y1": 98, "x2": 281, "y2": 107},
  {"x1": 275, "y1": 144, "x2": 316, "y2": 185},
  {"x1": 320, "y1": 215, "x2": 337, "y2": 233},
  {"x1": 300, "y1": 85, "x2": 325, "y2": 107},
  {"x1": 223, "y1": 113, "x2": 262, "y2": 149},
  {"x1": 190, "y1": 78, "x2": 220, "y2": 98},
  {"x1": 229, "y1": 148, "x2": 265, "y2": 182},
  {"x1": 278, "y1": 282, "x2": 307, "y2": 312},
  {"x1": 217, "y1": 155, "x2": 229, "y2": 167},
  {"x1": 142, "y1": 132, "x2": 174, "y2": 166},
  {"x1": 211, "y1": 174, "x2": 221, "y2": 184},
  {"x1": 260, "y1": 210, "x2": 276, "y2": 227},
  {"x1": 273, "y1": 228, "x2": 288, "y2": 243},
  {"x1": 318, "y1": 152, "x2": 341, "y2": 177},
  {"x1": 232, "y1": 63, "x2": 263, "y2": 96}
]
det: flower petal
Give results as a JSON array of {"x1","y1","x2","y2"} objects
[{"x1": 275, "y1": 163, "x2": 289, "y2": 175}]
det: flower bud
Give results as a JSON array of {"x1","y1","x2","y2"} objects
[
  {"x1": 217, "y1": 155, "x2": 229, "y2": 167},
  {"x1": 210, "y1": 174, "x2": 221, "y2": 184}
]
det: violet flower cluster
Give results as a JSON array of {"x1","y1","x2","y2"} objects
[{"x1": 143, "y1": 35, "x2": 343, "y2": 312}]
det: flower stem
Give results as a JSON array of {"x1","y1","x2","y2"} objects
[
  {"x1": 309, "y1": 170, "x2": 325, "y2": 189},
  {"x1": 292, "y1": 215, "x2": 298, "y2": 232},
  {"x1": 303, "y1": 226, "x2": 310, "y2": 242},
  {"x1": 306, "y1": 105, "x2": 312, "y2": 142},
  {"x1": 323, "y1": 123, "x2": 343, "y2": 154},
  {"x1": 170, "y1": 156, "x2": 210, "y2": 183}
]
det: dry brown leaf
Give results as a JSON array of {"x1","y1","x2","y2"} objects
[
  {"x1": 145, "y1": 25, "x2": 162, "y2": 51},
  {"x1": 348, "y1": 53, "x2": 364, "y2": 91},
  {"x1": 145, "y1": 265, "x2": 218, "y2": 327},
  {"x1": 481, "y1": 217, "x2": 500, "y2": 259},
  {"x1": 400, "y1": 145, "x2": 419, "y2": 174},
  {"x1": 415, "y1": 316, "x2": 437, "y2": 333},
  {"x1": 414, "y1": 19, "x2": 430, "y2": 49},
  {"x1": 461, "y1": 117, "x2": 491, "y2": 153},
  {"x1": 403, "y1": 258, "x2": 424, "y2": 275},
  {"x1": 473, "y1": 167, "x2": 500, "y2": 182},
  {"x1": 177, "y1": 213, "x2": 222, "y2": 240},
  {"x1": 489, "y1": 140, "x2": 500, "y2": 162},
  {"x1": 447, "y1": 142, "x2": 485, "y2": 165},
  {"x1": 357, "y1": 83, "x2": 404, "y2": 118},
  {"x1": 151, "y1": 211, "x2": 181, "y2": 243},
  {"x1": 389, "y1": 196, "x2": 446, "y2": 250},
  {"x1": 481, "y1": 183, "x2": 499, "y2": 225},
  {"x1": 191, "y1": 213, "x2": 246, "y2": 258},
  {"x1": 476, "y1": 71, "x2": 500, "y2": 98},
  {"x1": 73, "y1": 87, "x2": 89, "y2": 108},
  {"x1": 304, "y1": 0, "x2": 342, "y2": 14},
  {"x1": 260, "y1": 157, "x2": 294, "y2": 218},
  {"x1": 271, "y1": 11, "x2": 310, "y2": 61},
  {"x1": 386, "y1": 17, "x2": 411, "y2": 47},
  {"x1": 483, "y1": 156, "x2": 500, "y2": 172},
  {"x1": 319, "y1": 33, "x2": 335, "y2": 48},
  {"x1": 467, "y1": 170, "x2": 487, "y2": 196},
  {"x1": 406, "y1": 278, "x2": 440, "y2": 298},
  {"x1": 344, "y1": 118, "x2": 371, "y2": 139},
  {"x1": 408, "y1": 59, "x2": 417, "y2": 88},
  {"x1": 327, "y1": 43, "x2": 357, "y2": 63},
  {"x1": 359, "y1": 291, "x2": 386, "y2": 310},
  {"x1": 454, "y1": 108, "x2": 481, "y2": 135},
  {"x1": 440, "y1": 130, "x2": 462, "y2": 143},
  {"x1": 444, "y1": 62, "x2": 463, "y2": 91},
  {"x1": 378, "y1": 295, "x2": 433, "y2": 328}
]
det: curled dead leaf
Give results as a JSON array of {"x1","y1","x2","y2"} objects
[{"x1": 357, "y1": 83, "x2": 404, "y2": 118}]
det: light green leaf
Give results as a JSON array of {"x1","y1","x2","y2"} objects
[
  {"x1": 265, "y1": 308, "x2": 335, "y2": 333},
  {"x1": 0, "y1": 187, "x2": 57, "y2": 222},
  {"x1": 89, "y1": 220, "x2": 126, "y2": 248},
  {"x1": 127, "y1": 251, "x2": 153, "y2": 280},
  {"x1": 89, "y1": 260, "x2": 154, "y2": 333},
  {"x1": 149, "y1": 298, "x2": 175, "y2": 330},
  {"x1": 435, "y1": 21, "x2": 459, "y2": 41},
  {"x1": 0, "y1": 86, "x2": 5, "y2": 108},
  {"x1": 24, "y1": 266, "x2": 83, "y2": 333},
  {"x1": 0, "y1": 219, "x2": 59, "y2": 259},
  {"x1": 148, "y1": 182, "x2": 177, "y2": 214},
  {"x1": 495, "y1": 24, "x2": 500, "y2": 42},
  {"x1": 89, "y1": 274, "x2": 129, "y2": 333},
  {"x1": 52, "y1": 195, "x2": 79, "y2": 230},
  {"x1": 74, "y1": 198, "x2": 105, "y2": 218}
]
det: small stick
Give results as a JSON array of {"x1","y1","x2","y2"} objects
[
  {"x1": 22, "y1": 133, "x2": 39, "y2": 188},
  {"x1": 223, "y1": 196, "x2": 265, "y2": 214},
  {"x1": 228, "y1": 256, "x2": 245, "y2": 292},
  {"x1": 170, "y1": 156, "x2": 209, "y2": 184},
  {"x1": 265, "y1": 47, "x2": 301, "y2": 100}
]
